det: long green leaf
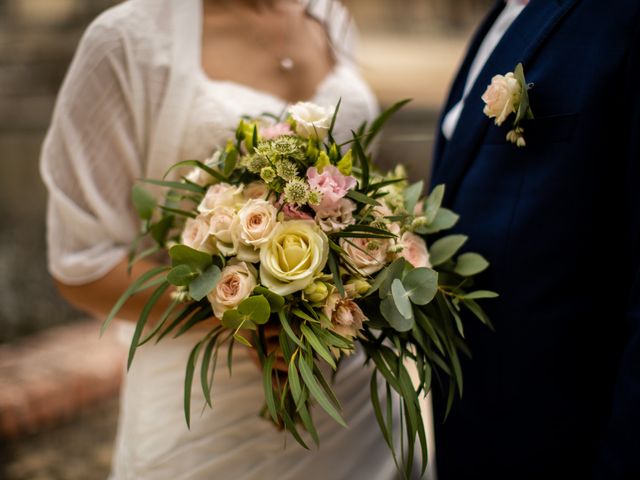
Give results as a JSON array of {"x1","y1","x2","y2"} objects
[
  {"x1": 127, "y1": 281, "x2": 170, "y2": 370},
  {"x1": 279, "y1": 311, "x2": 304, "y2": 348},
  {"x1": 263, "y1": 353, "x2": 279, "y2": 423},
  {"x1": 140, "y1": 178, "x2": 205, "y2": 194},
  {"x1": 363, "y1": 99, "x2": 411, "y2": 149},
  {"x1": 101, "y1": 266, "x2": 170, "y2": 336},
  {"x1": 163, "y1": 160, "x2": 226, "y2": 182},
  {"x1": 301, "y1": 324, "x2": 336, "y2": 369},
  {"x1": 298, "y1": 356, "x2": 347, "y2": 427},
  {"x1": 184, "y1": 340, "x2": 204, "y2": 428}
]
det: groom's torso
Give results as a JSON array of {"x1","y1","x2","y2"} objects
[{"x1": 430, "y1": 0, "x2": 640, "y2": 478}]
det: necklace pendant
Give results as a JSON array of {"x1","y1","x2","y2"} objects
[{"x1": 279, "y1": 57, "x2": 295, "y2": 72}]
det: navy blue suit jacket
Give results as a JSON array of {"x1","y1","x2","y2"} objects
[{"x1": 430, "y1": 0, "x2": 640, "y2": 478}]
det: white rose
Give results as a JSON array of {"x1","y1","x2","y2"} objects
[
  {"x1": 207, "y1": 261, "x2": 257, "y2": 318},
  {"x1": 208, "y1": 206, "x2": 239, "y2": 256},
  {"x1": 288, "y1": 102, "x2": 333, "y2": 141},
  {"x1": 259, "y1": 220, "x2": 329, "y2": 295},
  {"x1": 339, "y1": 236, "x2": 391, "y2": 276},
  {"x1": 181, "y1": 214, "x2": 216, "y2": 254},
  {"x1": 481, "y1": 72, "x2": 522, "y2": 126},
  {"x1": 198, "y1": 183, "x2": 243, "y2": 213},
  {"x1": 237, "y1": 199, "x2": 278, "y2": 247}
]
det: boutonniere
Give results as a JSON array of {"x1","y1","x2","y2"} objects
[{"x1": 481, "y1": 63, "x2": 534, "y2": 147}]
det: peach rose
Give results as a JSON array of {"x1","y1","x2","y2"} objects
[
  {"x1": 181, "y1": 214, "x2": 215, "y2": 254},
  {"x1": 198, "y1": 183, "x2": 243, "y2": 213},
  {"x1": 207, "y1": 262, "x2": 257, "y2": 318},
  {"x1": 481, "y1": 72, "x2": 521, "y2": 126},
  {"x1": 339, "y1": 236, "x2": 391, "y2": 276},
  {"x1": 236, "y1": 199, "x2": 278, "y2": 247},
  {"x1": 208, "y1": 206, "x2": 239, "y2": 256},
  {"x1": 397, "y1": 231, "x2": 430, "y2": 268}
]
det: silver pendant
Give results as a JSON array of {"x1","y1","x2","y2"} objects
[{"x1": 279, "y1": 57, "x2": 295, "y2": 71}]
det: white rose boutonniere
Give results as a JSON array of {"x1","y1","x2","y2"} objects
[{"x1": 481, "y1": 63, "x2": 534, "y2": 147}]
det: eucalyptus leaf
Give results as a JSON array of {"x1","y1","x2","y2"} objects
[
  {"x1": 424, "y1": 184, "x2": 445, "y2": 223},
  {"x1": 167, "y1": 264, "x2": 196, "y2": 287},
  {"x1": 462, "y1": 290, "x2": 499, "y2": 300},
  {"x1": 391, "y1": 279, "x2": 413, "y2": 319},
  {"x1": 238, "y1": 295, "x2": 271, "y2": 325},
  {"x1": 298, "y1": 356, "x2": 347, "y2": 427},
  {"x1": 422, "y1": 207, "x2": 459, "y2": 234},
  {"x1": 454, "y1": 252, "x2": 490, "y2": 277},
  {"x1": 221, "y1": 309, "x2": 247, "y2": 330},
  {"x1": 429, "y1": 235, "x2": 468, "y2": 267},
  {"x1": 381, "y1": 296, "x2": 415, "y2": 332},
  {"x1": 379, "y1": 258, "x2": 408, "y2": 298},
  {"x1": 301, "y1": 324, "x2": 336, "y2": 369},
  {"x1": 402, "y1": 267, "x2": 438, "y2": 305},
  {"x1": 169, "y1": 244, "x2": 212, "y2": 272},
  {"x1": 403, "y1": 181, "x2": 423, "y2": 214},
  {"x1": 253, "y1": 286, "x2": 285, "y2": 313},
  {"x1": 189, "y1": 264, "x2": 221, "y2": 301}
]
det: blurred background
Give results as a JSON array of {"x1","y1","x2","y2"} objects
[{"x1": 0, "y1": 0, "x2": 490, "y2": 478}]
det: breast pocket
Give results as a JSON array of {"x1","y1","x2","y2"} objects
[{"x1": 484, "y1": 113, "x2": 581, "y2": 146}]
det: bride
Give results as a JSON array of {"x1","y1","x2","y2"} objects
[{"x1": 40, "y1": 0, "x2": 416, "y2": 478}]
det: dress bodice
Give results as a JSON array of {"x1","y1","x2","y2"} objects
[{"x1": 179, "y1": 61, "x2": 379, "y2": 161}]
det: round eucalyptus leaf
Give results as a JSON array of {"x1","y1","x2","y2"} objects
[
  {"x1": 238, "y1": 295, "x2": 271, "y2": 325},
  {"x1": 391, "y1": 278, "x2": 413, "y2": 319},
  {"x1": 381, "y1": 296, "x2": 415, "y2": 332},
  {"x1": 188, "y1": 264, "x2": 221, "y2": 301},
  {"x1": 167, "y1": 264, "x2": 195, "y2": 287},
  {"x1": 403, "y1": 267, "x2": 438, "y2": 305},
  {"x1": 222, "y1": 310, "x2": 245, "y2": 329}
]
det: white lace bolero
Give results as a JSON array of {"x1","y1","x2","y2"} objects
[{"x1": 40, "y1": 0, "x2": 377, "y2": 285}]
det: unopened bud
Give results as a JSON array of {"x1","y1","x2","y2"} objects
[
  {"x1": 346, "y1": 278, "x2": 370, "y2": 295},
  {"x1": 303, "y1": 281, "x2": 329, "y2": 303}
]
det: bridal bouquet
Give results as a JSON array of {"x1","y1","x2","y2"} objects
[{"x1": 103, "y1": 100, "x2": 496, "y2": 478}]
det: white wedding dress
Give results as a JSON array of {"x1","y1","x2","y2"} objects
[{"x1": 40, "y1": 1, "x2": 427, "y2": 479}]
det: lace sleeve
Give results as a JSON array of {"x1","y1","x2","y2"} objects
[{"x1": 40, "y1": 10, "x2": 144, "y2": 285}]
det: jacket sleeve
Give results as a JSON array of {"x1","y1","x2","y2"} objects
[{"x1": 593, "y1": 13, "x2": 640, "y2": 479}]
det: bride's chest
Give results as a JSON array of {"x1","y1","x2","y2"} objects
[{"x1": 178, "y1": 65, "x2": 378, "y2": 162}]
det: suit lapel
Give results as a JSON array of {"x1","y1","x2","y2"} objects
[
  {"x1": 432, "y1": 0, "x2": 505, "y2": 171},
  {"x1": 433, "y1": 0, "x2": 580, "y2": 205}
]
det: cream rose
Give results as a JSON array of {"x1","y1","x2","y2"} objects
[
  {"x1": 259, "y1": 220, "x2": 329, "y2": 295},
  {"x1": 207, "y1": 262, "x2": 257, "y2": 318},
  {"x1": 236, "y1": 199, "x2": 278, "y2": 247},
  {"x1": 243, "y1": 181, "x2": 270, "y2": 201},
  {"x1": 397, "y1": 231, "x2": 430, "y2": 268},
  {"x1": 181, "y1": 214, "x2": 215, "y2": 254},
  {"x1": 481, "y1": 72, "x2": 522, "y2": 126},
  {"x1": 340, "y1": 236, "x2": 391, "y2": 276},
  {"x1": 208, "y1": 206, "x2": 239, "y2": 256},
  {"x1": 288, "y1": 102, "x2": 333, "y2": 141},
  {"x1": 198, "y1": 183, "x2": 243, "y2": 213}
]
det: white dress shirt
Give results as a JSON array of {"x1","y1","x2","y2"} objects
[{"x1": 441, "y1": 0, "x2": 528, "y2": 140}]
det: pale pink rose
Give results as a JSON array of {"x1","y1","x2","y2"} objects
[
  {"x1": 322, "y1": 286, "x2": 367, "y2": 339},
  {"x1": 207, "y1": 262, "x2": 257, "y2": 318},
  {"x1": 307, "y1": 165, "x2": 357, "y2": 211},
  {"x1": 181, "y1": 214, "x2": 215, "y2": 254},
  {"x1": 243, "y1": 181, "x2": 270, "y2": 201},
  {"x1": 481, "y1": 72, "x2": 522, "y2": 126},
  {"x1": 260, "y1": 122, "x2": 293, "y2": 140},
  {"x1": 209, "y1": 206, "x2": 239, "y2": 256},
  {"x1": 398, "y1": 231, "x2": 430, "y2": 268},
  {"x1": 236, "y1": 199, "x2": 277, "y2": 247},
  {"x1": 186, "y1": 152, "x2": 221, "y2": 186},
  {"x1": 198, "y1": 183, "x2": 243, "y2": 213},
  {"x1": 339, "y1": 236, "x2": 391, "y2": 276},
  {"x1": 315, "y1": 198, "x2": 356, "y2": 233}
]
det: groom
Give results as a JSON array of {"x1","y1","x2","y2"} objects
[{"x1": 430, "y1": 0, "x2": 640, "y2": 478}]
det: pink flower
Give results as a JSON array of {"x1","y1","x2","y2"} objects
[
  {"x1": 282, "y1": 203, "x2": 314, "y2": 220},
  {"x1": 260, "y1": 122, "x2": 293, "y2": 140},
  {"x1": 398, "y1": 232, "x2": 431, "y2": 268},
  {"x1": 315, "y1": 198, "x2": 356, "y2": 233},
  {"x1": 307, "y1": 165, "x2": 357, "y2": 211},
  {"x1": 322, "y1": 286, "x2": 367, "y2": 340}
]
